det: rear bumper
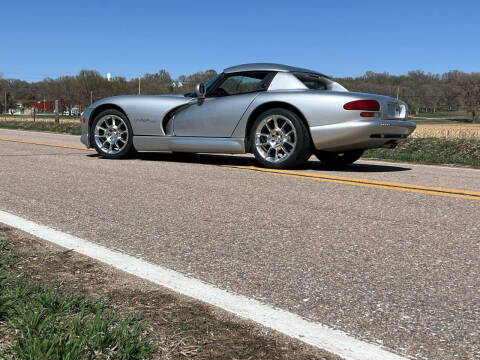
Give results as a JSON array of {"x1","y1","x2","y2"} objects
[{"x1": 310, "y1": 119, "x2": 416, "y2": 152}]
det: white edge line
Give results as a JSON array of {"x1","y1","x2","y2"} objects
[{"x1": 0, "y1": 210, "x2": 408, "y2": 360}]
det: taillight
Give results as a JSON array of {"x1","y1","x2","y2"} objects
[{"x1": 343, "y1": 100, "x2": 380, "y2": 111}]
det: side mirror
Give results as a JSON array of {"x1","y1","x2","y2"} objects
[{"x1": 195, "y1": 83, "x2": 206, "y2": 98}]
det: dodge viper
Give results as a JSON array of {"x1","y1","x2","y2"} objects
[{"x1": 80, "y1": 63, "x2": 416, "y2": 168}]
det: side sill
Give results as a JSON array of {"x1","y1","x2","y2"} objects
[{"x1": 133, "y1": 136, "x2": 246, "y2": 154}]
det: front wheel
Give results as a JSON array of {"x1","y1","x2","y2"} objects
[
  {"x1": 91, "y1": 109, "x2": 134, "y2": 159},
  {"x1": 314, "y1": 149, "x2": 364, "y2": 167},
  {"x1": 250, "y1": 108, "x2": 311, "y2": 169}
]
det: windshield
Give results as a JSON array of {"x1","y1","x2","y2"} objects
[
  {"x1": 184, "y1": 74, "x2": 222, "y2": 97},
  {"x1": 205, "y1": 74, "x2": 221, "y2": 92}
]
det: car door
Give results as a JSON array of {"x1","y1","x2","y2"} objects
[{"x1": 173, "y1": 72, "x2": 270, "y2": 137}]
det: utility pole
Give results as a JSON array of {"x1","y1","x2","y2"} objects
[
  {"x1": 90, "y1": 91, "x2": 93, "y2": 105},
  {"x1": 138, "y1": 77, "x2": 141, "y2": 95},
  {"x1": 54, "y1": 100, "x2": 59, "y2": 123},
  {"x1": 396, "y1": 87, "x2": 400, "y2": 99},
  {"x1": 43, "y1": 96, "x2": 46, "y2": 112},
  {"x1": 4, "y1": 92, "x2": 6, "y2": 115}
]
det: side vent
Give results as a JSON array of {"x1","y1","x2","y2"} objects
[{"x1": 162, "y1": 103, "x2": 192, "y2": 136}]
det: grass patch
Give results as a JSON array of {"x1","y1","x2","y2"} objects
[
  {"x1": 409, "y1": 110, "x2": 472, "y2": 124},
  {"x1": 1, "y1": 115, "x2": 79, "y2": 121},
  {"x1": 0, "y1": 120, "x2": 81, "y2": 135},
  {"x1": 364, "y1": 138, "x2": 480, "y2": 167},
  {"x1": 0, "y1": 231, "x2": 155, "y2": 360}
]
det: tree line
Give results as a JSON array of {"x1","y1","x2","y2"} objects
[
  {"x1": 0, "y1": 69, "x2": 217, "y2": 114},
  {"x1": 1, "y1": 69, "x2": 479, "y2": 121}
]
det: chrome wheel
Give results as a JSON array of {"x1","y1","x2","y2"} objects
[
  {"x1": 94, "y1": 114, "x2": 129, "y2": 155},
  {"x1": 255, "y1": 115, "x2": 297, "y2": 163}
]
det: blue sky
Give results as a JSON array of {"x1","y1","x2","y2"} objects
[{"x1": 1, "y1": 0, "x2": 478, "y2": 82}]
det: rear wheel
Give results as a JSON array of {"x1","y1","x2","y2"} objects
[
  {"x1": 91, "y1": 109, "x2": 133, "y2": 159},
  {"x1": 250, "y1": 108, "x2": 311, "y2": 169},
  {"x1": 314, "y1": 149, "x2": 364, "y2": 167}
]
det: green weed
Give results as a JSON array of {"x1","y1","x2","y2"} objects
[{"x1": 0, "y1": 232, "x2": 155, "y2": 360}]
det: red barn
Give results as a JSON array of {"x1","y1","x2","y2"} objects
[
  {"x1": 30, "y1": 100, "x2": 67, "y2": 112},
  {"x1": 31, "y1": 100, "x2": 55, "y2": 112}
]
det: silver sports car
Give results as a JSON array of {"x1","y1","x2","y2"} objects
[{"x1": 80, "y1": 63, "x2": 416, "y2": 168}]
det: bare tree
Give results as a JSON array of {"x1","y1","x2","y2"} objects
[{"x1": 459, "y1": 73, "x2": 480, "y2": 122}]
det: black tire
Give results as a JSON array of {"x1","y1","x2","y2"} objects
[
  {"x1": 90, "y1": 109, "x2": 134, "y2": 159},
  {"x1": 250, "y1": 108, "x2": 311, "y2": 169},
  {"x1": 314, "y1": 149, "x2": 364, "y2": 167}
]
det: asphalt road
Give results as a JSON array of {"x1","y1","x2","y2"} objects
[{"x1": 1, "y1": 129, "x2": 479, "y2": 360}]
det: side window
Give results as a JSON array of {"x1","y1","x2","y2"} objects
[
  {"x1": 213, "y1": 72, "x2": 269, "y2": 96},
  {"x1": 293, "y1": 72, "x2": 328, "y2": 90}
]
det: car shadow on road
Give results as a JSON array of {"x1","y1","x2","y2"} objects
[
  {"x1": 135, "y1": 152, "x2": 258, "y2": 166},
  {"x1": 302, "y1": 161, "x2": 411, "y2": 173},
  {"x1": 93, "y1": 152, "x2": 411, "y2": 173}
]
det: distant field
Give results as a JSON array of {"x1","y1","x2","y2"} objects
[
  {"x1": 3, "y1": 111, "x2": 475, "y2": 125},
  {"x1": 413, "y1": 123, "x2": 480, "y2": 139},
  {"x1": 2, "y1": 115, "x2": 480, "y2": 138},
  {"x1": 2, "y1": 115, "x2": 480, "y2": 140}
]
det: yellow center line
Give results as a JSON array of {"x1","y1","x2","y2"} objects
[
  {"x1": 1, "y1": 136, "x2": 478, "y2": 201},
  {"x1": 227, "y1": 165, "x2": 480, "y2": 201},
  {"x1": 0, "y1": 137, "x2": 94, "y2": 151}
]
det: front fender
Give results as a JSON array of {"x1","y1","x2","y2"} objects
[{"x1": 80, "y1": 95, "x2": 194, "y2": 147}]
